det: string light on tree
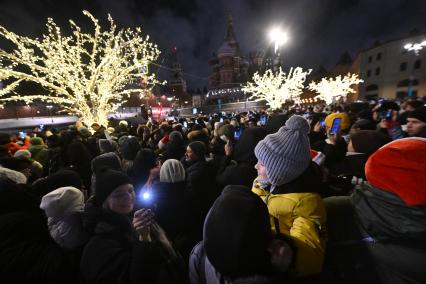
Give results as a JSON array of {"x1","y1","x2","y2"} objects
[
  {"x1": 308, "y1": 73, "x2": 363, "y2": 105},
  {"x1": 242, "y1": 67, "x2": 311, "y2": 110},
  {"x1": 0, "y1": 11, "x2": 163, "y2": 127}
]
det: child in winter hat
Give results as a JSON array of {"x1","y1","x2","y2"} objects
[
  {"x1": 254, "y1": 115, "x2": 311, "y2": 188},
  {"x1": 252, "y1": 115, "x2": 327, "y2": 277}
]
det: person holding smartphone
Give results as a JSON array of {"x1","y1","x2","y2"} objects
[
  {"x1": 81, "y1": 168, "x2": 185, "y2": 283},
  {"x1": 311, "y1": 112, "x2": 351, "y2": 173}
]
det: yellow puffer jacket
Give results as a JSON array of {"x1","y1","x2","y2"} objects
[{"x1": 252, "y1": 179, "x2": 327, "y2": 278}]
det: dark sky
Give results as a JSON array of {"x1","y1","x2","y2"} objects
[{"x1": 1, "y1": 0, "x2": 426, "y2": 89}]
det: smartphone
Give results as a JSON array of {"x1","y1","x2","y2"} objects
[
  {"x1": 183, "y1": 121, "x2": 188, "y2": 128},
  {"x1": 220, "y1": 118, "x2": 224, "y2": 123},
  {"x1": 260, "y1": 115, "x2": 267, "y2": 126},
  {"x1": 385, "y1": 111, "x2": 392, "y2": 119},
  {"x1": 138, "y1": 190, "x2": 155, "y2": 209},
  {"x1": 319, "y1": 118, "x2": 326, "y2": 129},
  {"x1": 234, "y1": 128, "x2": 242, "y2": 139},
  {"x1": 330, "y1": 118, "x2": 341, "y2": 135},
  {"x1": 380, "y1": 111, "x2": 392, "y2": 120}
]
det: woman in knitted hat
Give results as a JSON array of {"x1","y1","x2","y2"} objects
[
  {"x1": 324, "y1": 137, "x2": 426, "y2": 284},
  {"x1": 90, "y1": 152, "x2": 122, "y2": 198},
  {"x1": 252, "y1": 115, "x2": 327, "y2": 278},
  {"x1": 80, "y1": 168, "x2": 182, "y2": 284}
]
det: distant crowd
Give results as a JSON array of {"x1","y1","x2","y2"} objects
[{"x1": 0, "y1": 96, "x2": 425, "y2": 284}]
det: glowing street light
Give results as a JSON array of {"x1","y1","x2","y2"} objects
[
  {"x1": 269, "y1": 27, "x2": 288, "y2": 54},
  {"x1": 404, "y1": 40, "x2": 426, "y2": 97},
  {"x1": 404, "y1": 41, "x2": 426, "y2": 56}
]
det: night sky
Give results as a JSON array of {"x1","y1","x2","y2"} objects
[{"x1": 1, "y1": 0, "x2": 426, "y2": 89}]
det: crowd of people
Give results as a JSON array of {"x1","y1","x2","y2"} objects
[{"x1": 0, "y1": 96, "x2": 425, "y2": 284}]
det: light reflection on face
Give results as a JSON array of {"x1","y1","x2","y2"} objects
[{"x1": 104, "y1": 184, "x2": 135, "y2": 215}]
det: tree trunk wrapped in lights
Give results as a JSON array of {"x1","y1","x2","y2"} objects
[
  {"x1": 0, "y1": 10, "x2": 162, "y2": 127},
  {"x1": 308, "y1": 73, "x2": 363, "y2": 105},
  {"x1": 242, "y1": 67, "x2": 311, "y2": 110}
]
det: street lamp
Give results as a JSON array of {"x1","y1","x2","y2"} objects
[
  {"x1": 404, "y1": 41, "x2": 426, "y2": 56},
  {"x1": 404, "y1": 40, "x2": 426, "y2": 96},
  {"x1": 269, "y1": 27, "x2": 288, "y2": 54}
]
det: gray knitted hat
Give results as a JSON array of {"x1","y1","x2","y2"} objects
[
  {"x1": 254, "y1": 115, "x2": 311, "y2": 186},
  {"x1": 160, "y1": 159, "x2": 186, "y2": 183}
]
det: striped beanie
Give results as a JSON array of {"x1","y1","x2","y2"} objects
[{"x1": 254, "y1": 115, "x2": 311, "y2": 187}]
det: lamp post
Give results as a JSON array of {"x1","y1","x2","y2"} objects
[
  {"x1": 268, "y1": 27, "x2": 288, "y2": 73},
  {"x1": 269, "y1": 27, "x2": 288, "y2": 54},
  {"x1": 404, "y1": 40, "x2": 426, "y2": 97}
]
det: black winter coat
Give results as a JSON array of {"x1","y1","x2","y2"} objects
[
  {"x1": 182, "y1": 158, "x2": 219, "y2": 241},
  {"x1": 150, "y1": 181, "x2": 192, "y2": 239},
  {"x1": 80, "y1": 203, "x2": 163, "y2": 284},
  {"x1": 324, "y1": 183, "x2": 426, "y2": 284},
  {"x1": 352, "y1": 183, "x2": 426, "y2": 284},
  {"x1": 0, "y1": 210, "x2": 80, "y2": 284},
  {"x1": 150, "y1": 181, "x2": 197, "y2": 261}
]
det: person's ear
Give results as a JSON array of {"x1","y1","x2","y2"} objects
[{"x1": 268, "y1": 238, "x2": 293, "y2": 273}]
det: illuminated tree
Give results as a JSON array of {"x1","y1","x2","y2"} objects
[
  {"x1": 308, "y1": 73, "x2": 363, "y2": 105},
  {"x1": 0, "y1": 11, "x2": 162, "y2": 127},
  {"x1": 242, "y1": 67, "x2": 311, "y2": 110}
]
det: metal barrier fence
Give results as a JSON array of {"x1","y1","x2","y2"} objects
[
  {"x1": 0, "y1": 102, "x2": 266, "y2": 131},
  {"x1": 177, "y1": 101, "x2": 266, "y2": 116}
]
